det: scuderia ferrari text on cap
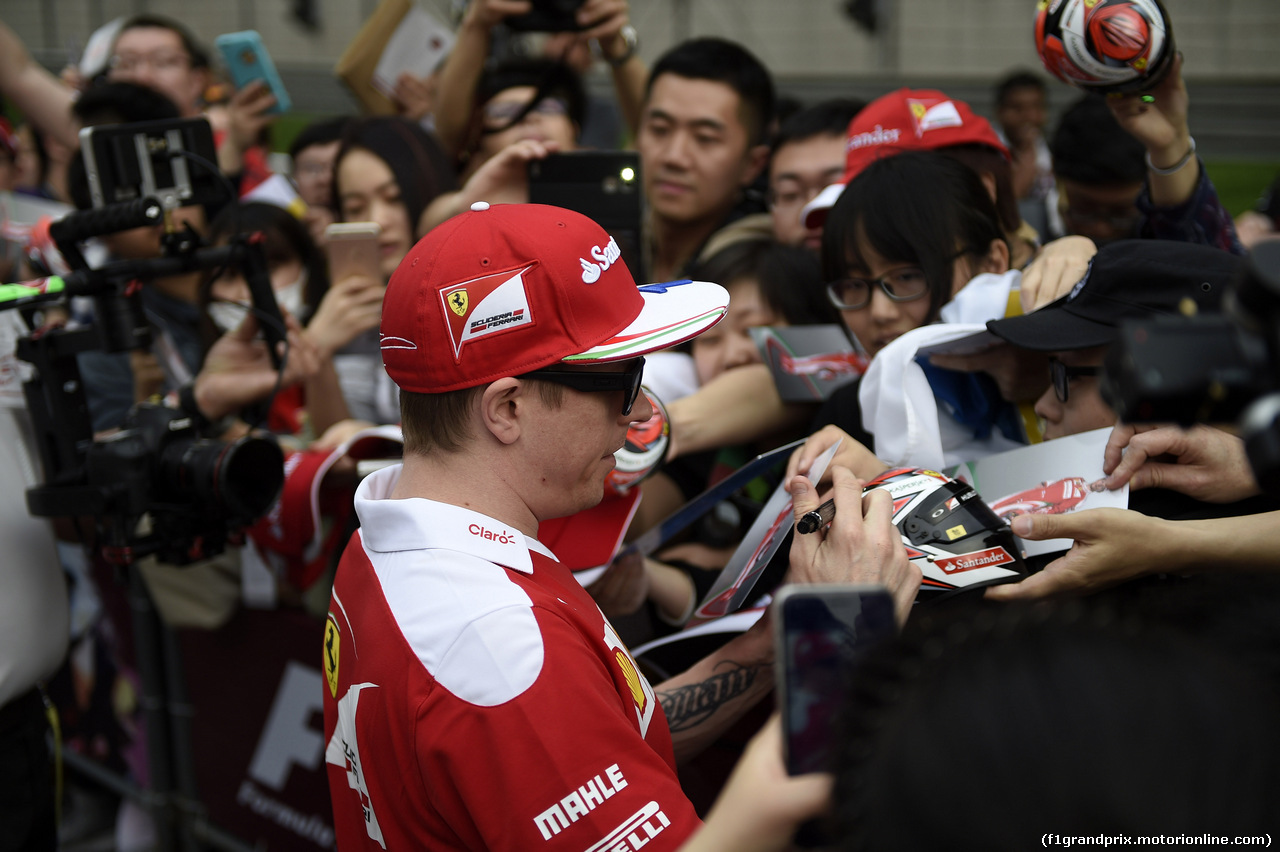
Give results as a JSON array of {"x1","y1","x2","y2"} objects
[{"x1": 380, "y1": 203, "x2": 730, "y2": 394}]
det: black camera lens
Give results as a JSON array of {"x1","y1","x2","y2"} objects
[{"x1": 156, "y1": 433, "x2": 284, "y2": 521}]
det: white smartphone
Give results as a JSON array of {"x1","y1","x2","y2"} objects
[{"x1": 325, "y1": 222, "x2": 381, "y2": 282}]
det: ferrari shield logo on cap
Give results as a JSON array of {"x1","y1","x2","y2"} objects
[
  {"x1": 908, "y1": 99, "x2": 964, "y2": 136},
  {"x1": 448, "y1": 289, "x2": 469, "y2": 317}
]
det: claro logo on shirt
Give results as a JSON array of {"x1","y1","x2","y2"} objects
[{"x1": 469, "y1": 523, "x2": 516, "y2": 545}]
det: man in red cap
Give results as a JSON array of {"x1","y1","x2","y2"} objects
[{"x1": 320, "y1": 201, "x2": 918, "y2": 850}]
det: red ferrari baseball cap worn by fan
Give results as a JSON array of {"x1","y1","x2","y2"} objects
[
  {"x1": 802, "y1": 88, "x2": 1010, "y2": 229},
  {"x1": 381, "y1": 202, "x2": 730, "y2": 393}
]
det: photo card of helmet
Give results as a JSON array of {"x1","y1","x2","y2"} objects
[
  {"x1": 687, "y1": 439, "x2": 843, "y2": 628},
  {"x1": 749, "y1": 325, "x2": 869, "y2": 403},
  {"x1": 943, "y1": 425, "x2": 1127, "y2": 561}
]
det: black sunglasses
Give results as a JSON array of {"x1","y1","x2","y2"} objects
[
  {"x1": 520, "y1": 357, "x2": 646, "y2": 415},
  {"x1": 1049, "y1": 357, "x2": 1101, "y2": 403}
]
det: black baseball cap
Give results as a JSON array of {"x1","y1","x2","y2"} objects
[{"x1": 987, "y1": 240, "x2": 1245, "y2": 352}]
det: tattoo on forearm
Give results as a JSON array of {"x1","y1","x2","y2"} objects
[{"x1": 657, "y1": 662, "x2": 766, "y2": 732}]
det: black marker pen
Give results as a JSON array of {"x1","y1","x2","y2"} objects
[{"x1": 796, "y1": 498, "x2": 836, "y2": 535}]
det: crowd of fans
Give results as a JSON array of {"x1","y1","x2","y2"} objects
[{"x1": 1, "y1": 1, "x2": 1278, "y2": 849}]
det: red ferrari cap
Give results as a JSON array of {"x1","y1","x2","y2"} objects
[
  {"x1": 802, "y1": 88, "x2": 1010, "y2": 228},
  {"x1": 381, "y1": 202, "x2": 729, "y2": 393}
]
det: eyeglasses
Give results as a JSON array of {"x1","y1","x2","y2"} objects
[
  {"x1": 1049, "y1": 357, "x2": 1101, "y2": 403},
  {"x1": 293, "y1": 161, "x2": 332, "y2": 179},
  {"x1": 519, "y1": 357, "x2": 646, "y2": 416},
  {"x1": 482, "y1": 97, "x2": 568, "y2": 130},
  {"x1": 109, "y1": 52, "x2": 191, "y2": 75},
  {"x1": 826, "y1": 267, "x2": 929, "y2": 311}
]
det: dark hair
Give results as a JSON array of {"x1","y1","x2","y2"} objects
[
  {"x1": 772, "y1": 98, "x2": 865, "y2": 154},
  {"x1": 822, "y1": 151, "x2": 1008, "y2": 324},
  {"x1": 937, "y1": 143, "x2": 1022, "y2": 235},
  {"x1": 288, "y1": 116, "x2": 353, "y2": 162},
  {"x1": 477, "y1": 58, "x2": 587, "y2": 134},
  {"x1": 830, "y1": 600, "x2": 1280, "y2": 850},
  {"x1": 647, "y1": 38, "x2": 776, "y2": 146},
  {"x1": 67, "y1": 81, "x2": 184, "y2": 211},
  {"x1": 400, "y1": 380, "x2": 561, "y2": 456},
  {"x1": 1050, "y1": 95, "x2": 1147, "y2": 185},
  {"x1": 692, "y1": 238, "x2": 840, "y2": 327},
  {"x1": 332, "y1": 117, "x2": 457, "y2": 239},
  {"x1": 116, "y1": 14, "x2": 210, "y2": 70},
  {"x1": 72, "y1": 80, "x2": 182, "y2": 127},
  {"x1": 994, "y1": 69, "x2": 1047, "y2": 109},
  {"x1": 201, "y1": 201, "x2": 330, "y2": 325}
]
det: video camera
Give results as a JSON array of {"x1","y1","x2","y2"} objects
[
  {"x1": 1102, "y1": 241, "x2": 1280, "y2": 494},
  {"x1": 4, "y1": 117, "x2": 285, "y2": 566}
]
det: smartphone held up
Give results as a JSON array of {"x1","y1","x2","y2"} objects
[{"x1": 774, "y1": 584, "x2": 896, "y2": 776}]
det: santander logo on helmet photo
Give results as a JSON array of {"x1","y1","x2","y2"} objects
[{"x1": 579, "y1": 236, "x2": 622, "y2": 284}]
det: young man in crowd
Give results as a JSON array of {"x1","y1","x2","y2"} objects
[
  {"x1": 767, "y1": 98, "x2": 863, "y2": 251},
  {"x1": 289, "y1": 115, "x2": 350, "y2": 247},
  {"x1": 992, "y1": 69, "x2": 1056, "y2": 239},
  {"x1": 321, "y1": 201, "x2": 919, "y2": 850},
  {"x1": 106, "y1": 14, "x2": 276, "y2": 192},
  {"x1": 636, "y1": 37, "x2": 774, "y2": 282}
]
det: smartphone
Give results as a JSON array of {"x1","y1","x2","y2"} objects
[
  {"x1": 214, "y1": 30, "x2": 292, "y2": 114},
  {"x1": 528, "y1": 151, "x2": 646, "y2": 283},
  {"x1": 325, "y1": 222, "x2": 381, "y2": 282},
  {"x1": 775, "y1": 584, "x2": 896, "y2": 776},
  {"x1": 505, "y1": 0, "x2": 586, "y2": 31}
]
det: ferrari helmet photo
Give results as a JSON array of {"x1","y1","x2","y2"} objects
[
  {"x1": 1034, "y1": 0, "x2": 1176, "y2": 95},
  {"x1": 862, "y1": 468, "x2": 1032, "y2": 599},
  {"x1": 604, "y1": 387, "x2": 670, "y2": 497}
]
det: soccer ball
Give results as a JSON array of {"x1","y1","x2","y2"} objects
[{"x1": 1034, "y1": 0, "x2": 1176, "y2": 95}]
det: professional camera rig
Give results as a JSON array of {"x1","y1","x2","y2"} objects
[
  {"x1": 2, "y1": 116, "x2": 286, "y2": 565},
  {"x1": 1102, "y1": 241, "x2": 1280, "y2": 494}
]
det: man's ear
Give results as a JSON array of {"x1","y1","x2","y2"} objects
[
  {"x1": 740, "y1": 142, "x2": 771, "y2": 188},
  {"x1": 479, "y1": 378, "x2": 525, "y2": 445}
]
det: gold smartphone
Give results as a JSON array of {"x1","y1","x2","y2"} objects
[{"x1": 325, "y1": 221, "x2": 381, "y2": 281}]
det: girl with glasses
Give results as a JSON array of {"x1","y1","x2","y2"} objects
[{"x1": 811, "y1": 150, "x2": 1043, "y2": 469}]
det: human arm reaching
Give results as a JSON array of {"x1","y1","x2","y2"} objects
[
  {"x1": 678, "y1": 714, "x2": 832, "y2": 852},
  {"x1": 191, "y1": 313, "x2": 320, "y2": 421},
  {"x1": 985, "y1": 508, "x2": 1280, "y2": 601},
  {"x1": 0, "y1": 19, "x2": 77, "y2": 149},
  {"x1": 666, "y1": 363, "x2": 809, "y2": 461},
  {"x1": 432, "y1": 0, "x2": 531, "y2": 159}
]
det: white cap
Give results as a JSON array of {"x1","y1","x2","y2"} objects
[{"x1": 801, "y1": 182, "x2": 847, "y2": 230}]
